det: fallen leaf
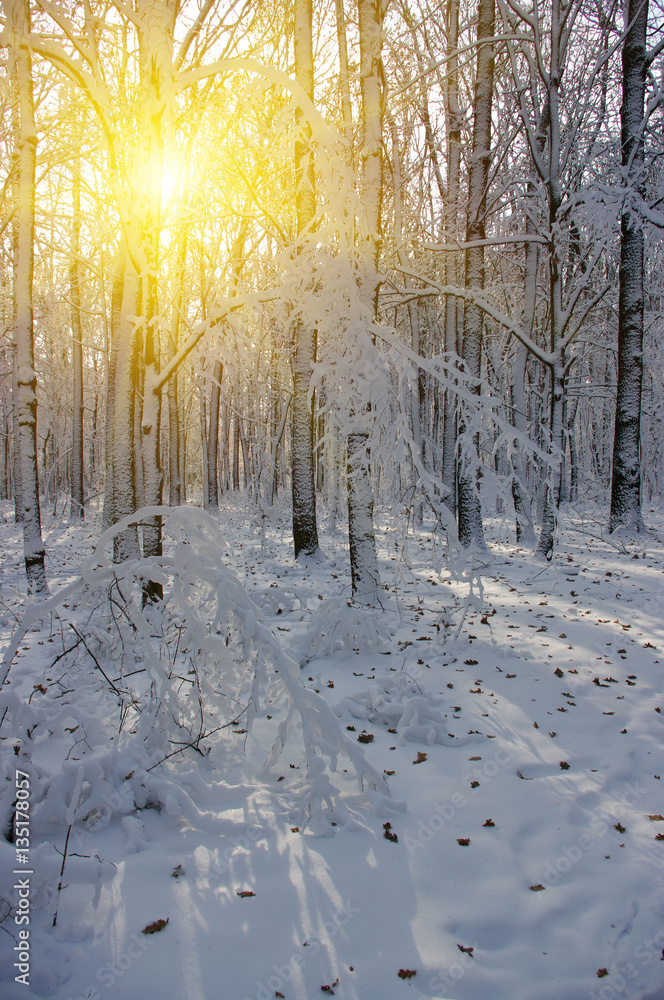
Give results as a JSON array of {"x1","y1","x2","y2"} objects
[
  {"x1": 413, "y1": 752, "x2": 427, "y2": 764},
  {"x1": 237, "y1": 891, "x2": 256, "y2": 898},
  {"x1": 457, "y1": 945, "x2": 474, "y2": 956},
  {"x1": 648, "y1": 815, "x2": 664, "y2": 821},
  {"x1": 483, "y1": 819, "x2": 495, "y2": 827},
  {"x1": 560, "y1": 761, "x2": 570, "y2": 770},
  {"x1": 398, "y1": 969, "x2": 417, "y2": 979},
  {"x1": 597, "y1": 969, "x2": 609, "y2": 978},
  {"x1": 142, "y1": 918, "x2": 169, "y2": 934},
  {"x1": 357, "y1": 732, "x2": 374, "y2": 743},
  {"x1": 457, "y1": 838, "x2": 471, "y2": 846},
  {"x1": 529, "y1": 884, "x2": 545, "y2": 891}
]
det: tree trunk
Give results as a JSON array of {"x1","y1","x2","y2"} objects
[
  {"x1": 207, "y1": 359, "x2": 223, "y2": 508},
  {"x1": 347, "y1": 0, "x2": 383, "y2": 603},
  {"x1": 609, "y1": 0, "x2": 648, "y2": 533},
  {"x1": 70, "y1": 142, "x2": 85, "y2": 519},
  {"x1": 536, "y1": 0, "x2": 565, "y2": 559},
  {"x1": 106, "y1": 253, "x2": 141, "y2": 563},
  {"x1": 457, "y1": 0, "x2": 494, "y2": 550},
  {"x1": 167, "y1": 225, "x2": 187, "y2": 506},
  {"x1": 441, "y1": 0, "x2": 461, "y2": 518},
  {"x1": 7, "y1": 0, "x2": 48, "y2": 593},
  {"x1": 291, "y1": 0, "x2": 320, "y2": 558}
]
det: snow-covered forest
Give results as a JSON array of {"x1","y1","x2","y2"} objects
[{"x1": 1, "y1": 1, "x2": 664, "y2": 998}]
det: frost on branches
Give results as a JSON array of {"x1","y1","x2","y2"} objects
[{"x1": 0, "y1": 506, "x2": 403, "y2": 847}]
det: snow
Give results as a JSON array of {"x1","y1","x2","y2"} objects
[{"x1": 1, "y1": 497, "x2": 664, "y2": 1000}]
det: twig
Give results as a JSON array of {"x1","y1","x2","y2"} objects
[
  {"x1": 146, "y1": 706, "x2": 250, "y2": 771},
  {"x1": 69, "y1": 625, "x2": 126, "y2": 699},
  {"x1": 52, "y1": 825, "x2": 72, "y2": 927}
]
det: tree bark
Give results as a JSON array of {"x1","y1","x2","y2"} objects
[
  {"x1": 609, "y1": 0, "x2": 648, "y2": 533},
  {"x1": 348, "y1": 0, "x2": 383, "y2": 602},
  {"x1": 6, "y1": 0, "x2": 48, "y2": 593},
  {"x1": 536, "y1": 0, "x2": 566, "y2": 559},
  {"x1": 167, "y1": 225, "x2": 187, "y2": 506},
  {"x1": 458, "y1": 0, "x2": 494, "y2": 550},
  {"x1": 207, "y1": 358, "x2": 223, "y2": 508},
  {"x1": 70, "y1": 140, "x2": 85, "y2": 519},
  {"x1": 292, "y1": 0, "x2": 321, "y2": 558},
  {"x1": 441, "y1": 0, "x2": 461, "y2": 518}
]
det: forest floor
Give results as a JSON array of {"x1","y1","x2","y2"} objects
[{"x1": 1, "y1": 496, "x2": 663, "y2": 1000}]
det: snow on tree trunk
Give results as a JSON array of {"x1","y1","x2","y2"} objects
[
  {"x1": 292, "y1": 0, "x2": 320, "y2": 559},
  {"x1": 347, "y1": 0, "x2": 384, "y2": 603},
  {"x1": 458, "y1": 0, "x2": 494, "y2": 550},
  {"x1": 70, "y1": 143, "x2": 85, "y2": 519},
  {"x1": 6, "y1": 0, "x2": 48, "y2": 594},
  {"x1": 135, "y1": 2, "x2": 178, "y2": 566},
  {"x1": 609, "y1": 0, "x2": 648, "y2": 534},
  {"x1": 347, "y1": 0, "x2": 384, "y2": 605}
]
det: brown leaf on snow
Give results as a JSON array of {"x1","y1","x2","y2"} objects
[
  {"x1": 483, "y1": 819, "x2": 495, "y2": 827},
  {"x1": 237, "y1": 891, "x2": 256, "y2": 898},
  {"x1": 560, "y1": 761, "x2": 570, "y2": 770},
  {"x1": 457, "y1": 944, "x2": 474, "y2": 955},
  {"x1": 648, "y1": 815, "x2": 664, "y2": 821},
  {"x1": 529, "y1": 884, "x2": 545, "y2": 891},
  {"x1": 597, "y1": 969, "x2": 609, "y2": 978},
  {"x1": 413, "y1": 752, "x2": 428, "y2": 764},
  {"x1": 398, "y1": 969, "x2": 417, "y2": 979},
  {"x1": 142, "y1": 918, "x2": 169, "y2": 934},
  {"x1": 554, "y1": 667, "x2": 564, "y2": 678},
  {"x1": 457, "y1": 838, "x2": 471, "y2": 846}
]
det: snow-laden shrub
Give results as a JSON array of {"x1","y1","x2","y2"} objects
[
  {"x1": 0, "y1": 507, "x2": 400, "y2": 843},
  {"x1": 301, "y1": 596, "x2": 391, "y2": 659},
  {"x1": 334, "y1": 674, "x2": 481, "y2": 747}
]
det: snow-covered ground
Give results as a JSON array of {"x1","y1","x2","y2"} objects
[{"x1": 1, "y1": 498, "x2": 663, "y2": 1000}]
